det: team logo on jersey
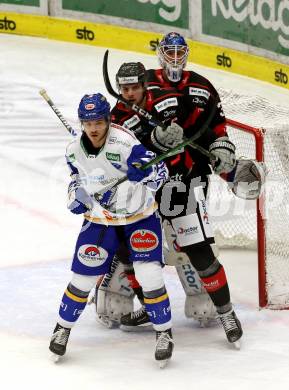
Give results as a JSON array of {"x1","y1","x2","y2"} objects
[
  {"x1": 77, "y1": 245, "x2": 108, "y2": 267},
  {"x1": 189, "y1": 88, "x2": 210, "y2": 100},
  {"x1": 130, "y1": 230, "x2": 159, "y2": 252},
  {"x1": 155, "y1": 97, "x2": 178, "y2": 112}
]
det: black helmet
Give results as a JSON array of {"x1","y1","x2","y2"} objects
[{"x1": 116, "y1": 62, "x2": 146, "y2": 89}]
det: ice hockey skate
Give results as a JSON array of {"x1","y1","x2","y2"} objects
[
  {"x1": 218, "y1": 309, "x2": 243, "y2": 349},
  {"x1": 49, "y1": 323, "x2": 71, "y2": 362},
  {"x1": 120, "y1": 306, "x2": 153, "y2": 332},
  {"x1": 155, "y1": 329, "x2": 174, "y2": 368}
]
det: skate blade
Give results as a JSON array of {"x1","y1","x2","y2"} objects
[
  {"x1": 233, "y1": 340, "x2": 241, "y2": 350},
  {"x1": 51, "y1": 353, "x2": 61, "y2": 363},
  {"x1": 158, "y1": 359, "x2": 169, "y2": 369},
  {"x1": 120, "y1": 324, "x2": 153, "y2": 333}
]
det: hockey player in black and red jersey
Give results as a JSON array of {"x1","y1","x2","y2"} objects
[
  {"x1": 96, "y1": 34, "x2": 265, "y2": 345},
  {"x1": 93, "y1": 59, "x2": 244, "y2": 348}
]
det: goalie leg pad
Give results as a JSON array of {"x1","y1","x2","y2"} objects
[
  {"x1": 95, "y1": 256, "x2": 134, "y2": 327},
  {"x1": 175, "y1": 262, "x2": 217, "y2": 324},
  {"x1": 184, "y1": 294, "x2": 217, "y2": 325},
  {"x1": 96, "y1": 289, "x2": 134, "y2": 328}
]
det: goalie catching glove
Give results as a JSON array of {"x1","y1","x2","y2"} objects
[
  {"x1": 230, "y1": 159, "x2": 267, "y2": 200},
  {"x1": 151, "y1": 122, "x2": 183, "y2": 152},
  {"x1": 209, "y1": 136, "x2": 236, "y2": 174}
]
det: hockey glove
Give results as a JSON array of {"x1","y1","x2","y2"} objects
[
  {"x1": 209, "y1": 136, "x2": 236, "y2": 174},
  {"x1": 151, "y1": 122, "x2": 183, "y2": 152},
  {"x1": 230, "y1": 159, "x2": 267, "y2": 199},
  {"x1": 68, "y1": 180, "x2": 93, "y2": 214},
  {"x1": 127, "y1": 144, "x2": 155, "y2": 182},
  {"x1": 96, "y1": 187, "x2": 117, "y2": 208}
]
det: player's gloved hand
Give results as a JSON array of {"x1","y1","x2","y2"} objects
[
  {"x1": 127, "y1": 144, "x2": 155, "y2": 182},
  {"x1": 209, "y1": 136, "x2": 236, "y2": 174},
  {"x1": 230, "y1": 159, "x2": 267, "y2": 199},
  {"x1": 151, "y1": 122, "x2": 183, "y2": 152},
  {"x1": 68, "y1": 180, "x2": 93, "y2": 214},
  {"x1": 95, "y1": 187, "x2": 117, "y2": 208}
]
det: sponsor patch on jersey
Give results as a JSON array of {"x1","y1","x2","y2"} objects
[
  {"x1": 163, "y1": 109, "x2": 177, "y2": 118},
  {"x1": 154, "y1": 97, "x2": 178, "y2": 112},
  {"x1": 77, "y1": 245, "x2": 108, "y2": 267},
  {"x1": 189, "y1": 87, "x2": 210, "y2": 100},
  {"x1": 106, "y1": 152, "x2": 121, "y2": 162},
  {"x1": 177, "y1": 226, "x2": 199, "y2": 236},
  {"x1": 123, "y1": 115, "x2": 141, "y2": 129},
  {"x1": 130, "y1": 229, "x2": 159, "y2": 252},
  {"x1": 108, "y1": 137, "x2": 116, "y2": 144}
]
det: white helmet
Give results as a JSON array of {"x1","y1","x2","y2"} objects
[{"x1": 157, "y1": 32, "x2": 189, "y2": 82}]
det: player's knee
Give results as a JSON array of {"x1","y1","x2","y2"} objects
[
  {"x1": 70, "y1": 272, "x2": 98, "y2": 293},
  {"x1": 182, "y1": 242, "x2": 216, "y2": 271},
  {"x1": 133, "y1": 261, "x2": 164, "y2": 292}
]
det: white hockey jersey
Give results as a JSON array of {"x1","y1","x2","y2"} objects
[{"x1": 66, "y1": 123, "x2": 168, "y2": 225}]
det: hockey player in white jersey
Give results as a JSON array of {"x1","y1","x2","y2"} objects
[{"x1": 49, "y1": 93, "x2": 173, "y2": 367}]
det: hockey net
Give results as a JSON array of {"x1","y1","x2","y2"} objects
[{"x1": 208, "y1": 89, "x2": 289, "y2": 309}]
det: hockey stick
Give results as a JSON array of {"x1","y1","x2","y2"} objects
[
  {"x1": 94, "y1": 130, "x2": 216, "y2": 202},
  {"x1": 39, "y1": 89, "x2": 78, "y2": 137}
]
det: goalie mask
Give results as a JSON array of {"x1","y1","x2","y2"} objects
[{"x1": 158, "y1": 32, "x2": 189, "y2": 83}]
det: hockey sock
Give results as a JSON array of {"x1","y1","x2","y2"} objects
[
  {"x1": 126, "y1": 270, "x2": 145, "y2": 304},
  {"x1": 143, "y1": 287, "x2": 172, "y2": 331},
  {"x1": 199, "y1": 263, "x2": 231, "y2": 309},
  {"x1": 58, "y1": 283, "x2": 90, "y2": 327}
]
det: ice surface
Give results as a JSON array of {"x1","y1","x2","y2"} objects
[{"x1": 1, "y1": 34, "x2": 289, "y2": 390}]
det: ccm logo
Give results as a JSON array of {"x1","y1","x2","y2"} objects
[
  {"x1": 275, "y1": 69, "x2": 288, "y2": 84},
  {"x1": 217, "y1": 53, "x2": 232, "y2": 68},
  {"x1": 76, "y1": 26, "x2": 95, "y2": 41}
]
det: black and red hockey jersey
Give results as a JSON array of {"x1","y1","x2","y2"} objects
[{"x1": 111, "y1": 86, "x2": 224, "y2": 179}]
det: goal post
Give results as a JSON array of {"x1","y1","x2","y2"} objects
[
  {"x1": 208, "y1": 115, "x2": 289, "y2": 310},
  {"x1": 226, "y1": 119, "x2": 266, "y2": 309}
]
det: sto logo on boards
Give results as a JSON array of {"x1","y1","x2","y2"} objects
[
  {"x1": 216, "y1": 52, "x2": 232, "y2": 68},
  {"x1": 0, "y1": 16, "x2": 16, "y2": 31},
  {"x1": 149, "y1": 38, "x2": 160, "y2": 51},
  {"x1": 275, "y1": 69, "x2": 288, "y2": 85},
  {"x1": 76, "y1": 26, "x2": 95, "y2": 41}
]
